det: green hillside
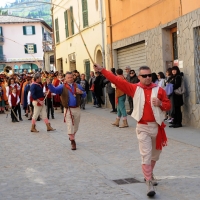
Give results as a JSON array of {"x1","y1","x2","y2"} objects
[{"x1": 1, "y1": 0, "x2": 52, "y2": 26}]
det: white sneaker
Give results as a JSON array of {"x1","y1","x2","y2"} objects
[{"x1": 146, "y1": 180, "x2": 156, "y2": 197}]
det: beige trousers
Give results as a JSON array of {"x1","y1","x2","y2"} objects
[
  {"x1": 136, "y1": 122, "x2": 162, "y2": 165},
  {"x1": 65, "y1": 107, "x2": 81, "y2": 135},
  {"x1": 32, "y1": 101, "x2": 47, "y2": 120}
]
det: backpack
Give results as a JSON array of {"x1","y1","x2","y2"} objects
[{"x1": 174, "y1": 76, "x2": 185, "y2": 95}]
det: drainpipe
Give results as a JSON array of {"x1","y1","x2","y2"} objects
[
  {"x1": 107, "y1": 0, "x2": 113, "y2": 68},
  {"x1": 100, "y1": 0, "x2": 105, "y2": 68},
  {"x1": 100, "y1": 0, "x2": 107, "y2": 107}
]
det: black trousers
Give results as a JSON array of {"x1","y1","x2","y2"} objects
[
  {"x1": 11, "y1": 106, "x2": 18, "y2": 120},
  {"x1": 17, "y1": 104, "x2": 22, "y2": 119},
  {"x1": 46, "y1": 98, "x2": 54, "y2": 118},
  {"x1": 173, "y1": 106, "x2": 182, "y2": 125},
  {"x1": 128, "y1": 96, "x2": 133, "y2": 111},
  {"x1": 96, "y1": 95, "x2": 104, "y2": 107},
  {"x1": 108, "y1": 93, "x2": 116, "y2": 111}
]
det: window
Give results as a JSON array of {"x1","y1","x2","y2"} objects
[
  {"x1": 0, "y1": 27, "x2": 3, "y2": 42},
  {"x1": 64, "y1": 6, "x2": 74, "y2": 38},
  {"x1": 0, "y1": 27, "x2": 2, "y2": 36},
  {"x1": 55, "y1": 18, "x2": 60, "y2": 43},
  {"x1": 194, "y1": 26, "x2": 200, "y2": 104},
  {"x1": 24, "y1": 44, "x2": 37, "y2": 54},
  {"x1": 23, "y1": 26, "x2": 36, "y2": 35},
  {"x1": 172, "y1": 32, "x2": 178, "y2": 60},
  {"x1": 82, "y1": 0, "x2": 88, "y2": 28}
]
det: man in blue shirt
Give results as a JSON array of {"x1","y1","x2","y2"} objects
[
  {"x1": 47, "y1": 72, "x2": 86, "y2": 150},
  {"x1": 30, "y1": 73, "x2": 55, "y2": 132}
]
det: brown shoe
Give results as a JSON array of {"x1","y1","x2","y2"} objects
[
  {"x1": 31, "y1": 124, "x2": 39, "y2": 132},
  {"x1": 71, "y1": 140, "x2": 76, "y2": 150},
  {"x1": 46, "y1": 123, "x2": 55, "y2": 131},
  {"x1": 119, "y1": 119, "x2": 129, "y2": 128},
  {"x1": 111, "y1": 118, "x2": 120, "y2": 127}
]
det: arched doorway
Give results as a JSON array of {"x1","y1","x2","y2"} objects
[
  {"x1": 19, "y1": 63, "x2": 38, "y2": 73},
  {"x1": 96, "y1": 50, "x2": 103, "y2": 66}
]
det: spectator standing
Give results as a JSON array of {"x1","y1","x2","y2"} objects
[
  {"x1": 104, "y1": 68, "x2": 117, "y2": 113},
  {"x1": 80, "y1": 74, "x2": 89, "y2": 110},
  {"x1": 94, "y1": 72, "x2": 104, "y2": 108},
  {"x1": 89, "y1": 71, "x2": 98, "y2": 106},
  {"x1": 127, "y1": 70, "x2": 139, "y2": 115},
  {"x1": 168, "y1": 66, "x2": 183, "y2": 128},
  {"x1": 157, "y1": 72, "x2": 165, "y2": 88},
  {"x1": 111, "y1": 69, "x2": 128, "y2": 128}
]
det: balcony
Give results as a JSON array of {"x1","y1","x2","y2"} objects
[
  {"x1": 0, "y1": 55, "x2": 6, "y2": 62},
  {"x1": 43, "y1": 33, "x2": 52, "y2": 43}
]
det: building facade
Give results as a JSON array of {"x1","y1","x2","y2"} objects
[
  {"x1": 52, "y1": 0, "x2": 107, "y2": 76},
  {"x1": 0, "y1": 15, "x2": 53, "y2": 73},
  {"x1": 105, "y1": 0, "x2": 200, "y2": 128}
]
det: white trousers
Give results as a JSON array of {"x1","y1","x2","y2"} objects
[
  {"x1": 65, "y1": 107, "x2": 81, "y2": 135},
  {"x1": 136, "y1": 122, "x2": 162, "y2": 165},
  {"x1": 32, "y1": 101, "x2": 47, "y2": 120}
]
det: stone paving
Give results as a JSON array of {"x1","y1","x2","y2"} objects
[{"x1": 0, "y1": 105, "x2": 200, "y2": 200}]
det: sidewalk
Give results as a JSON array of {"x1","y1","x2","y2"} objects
[
  {"x1": 0, "y1": 105, "x2": 199, "y2": 200},
  {"x1": 87, "y1": 105, "x2": 200, "y2": 148}
]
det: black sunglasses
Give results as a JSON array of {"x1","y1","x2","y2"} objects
[{"x1": 139, "y1": 74, "x2": 152, "y2": 78}]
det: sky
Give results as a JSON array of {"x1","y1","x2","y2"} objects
[{"x1": 0, "y1": 0, "x2": 15, "y2": 8}]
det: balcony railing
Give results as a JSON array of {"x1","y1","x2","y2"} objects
[
  {"x1": 43, "y1": 33, "x2": 52, "y2": 43},
  {"x1": 0, "y1": 55, "x2": 6, "y2": 62}
]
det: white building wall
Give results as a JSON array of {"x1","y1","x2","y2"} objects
[{"x1": 52, "y1": 0, "x2": 107, "y2": 73}]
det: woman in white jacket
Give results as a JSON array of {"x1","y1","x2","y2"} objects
[{"x1": 157, "y1": 72, "x2": 165, "y2": 88}]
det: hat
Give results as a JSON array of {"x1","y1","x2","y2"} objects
[{"x1": 125, "y1": 66, "x2": 131, "y2": 70}]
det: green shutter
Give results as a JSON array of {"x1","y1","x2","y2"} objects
[
  {"x1": 24, "y1": 45, "x2": 28, "y2": 54},
  {"x1": 82, "y1": 0, "x2": 88, "y2": 27},
  {"x1": 0, "y1": 46, "x2": 3, "y2": 55},
  {"x1": 34, "y1": 44, "x2": 37, "y2": 53},
  {"x1": 0, "y1": 27, "x2": 3, "y2": 36},
  {"x1": 70, "y1": 7, "x2": 74, "y2": 35},
  {"x1": 32, "y1": 26, "x2": 35, "y2": 34},
  {"x1": 55, "y1": 18, "x2": 60, "y2": 43},
  {"x1": 64, "y1": 11, "x2": 69, "y2": 38},
  {"x1": 23, "y1": 26, "x2": 26, "y2": 35}
]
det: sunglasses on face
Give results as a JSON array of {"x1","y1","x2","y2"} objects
[{"x1": 139, "y1": 74, "x2": 152, "y2": 78}]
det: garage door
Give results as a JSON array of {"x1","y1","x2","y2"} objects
[
  {"x1": 117, "y1": 42, "x2": 146, "y2": 110},
  {"x1": 117, "y1": 42, "x2": 146, "y2": 74}
]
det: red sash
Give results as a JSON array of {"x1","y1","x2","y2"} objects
[{"x1": 64, "y1": 83, "x2": 77, "y2": 97}]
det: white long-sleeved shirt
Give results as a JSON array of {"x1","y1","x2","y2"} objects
[{"x1": 8, "y1": 93, "x2": 20, "y2": 107}]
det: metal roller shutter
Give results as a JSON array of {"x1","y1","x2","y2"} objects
[
  {"x1": 117, "y1": 42, "x2": 146, "y2": 74},
  {"x1": 117, "y1": 42, "x2": 146, "y2": 110}
]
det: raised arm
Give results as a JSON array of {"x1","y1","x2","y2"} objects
[
  {"x1": 47, "y1": 83, "x2": 63, "y2": 95},
  {"x1": 100, "y1": 68, "x2": 137, "y2": 97}
]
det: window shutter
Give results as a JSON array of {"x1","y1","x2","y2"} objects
[
  {"x1": 34, "y1": 44, "x2": 37, "y2": 53},
  {"x1": 0, "y1": 27, "x2": 3, "y2": 36},
  {"x1": 0, "y1": 46, "x2": 3, "y2": 55},
  {"x1": 82, "y1": 0, "x2": 88, "y2": 28},
  {"x1": 32, "y1": 26, "x2": 35, "y2": 34},
  {"x1": 23, "y1": 26, "x2": 27, "y2": 35},
  {"x1": 24, "y1": 45, "x2": 28, "y2": 54},
  {"x1": 70, "y1": 7, "x2": 74, "y2": 35},
  {"x1": 64, "y1": 11, "x2": 69, "y2": 38},
  {"x1": 55, "y1": 18, "x2": 60, "y2": 43}
]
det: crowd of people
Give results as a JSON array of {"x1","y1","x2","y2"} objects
[{"x1": 89, "y1": 65, "x2": 184, "y2": 129}]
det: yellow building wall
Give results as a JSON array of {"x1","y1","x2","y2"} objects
[{"x1": 106, "y1": 0, "x2": 200, "y2": 43}]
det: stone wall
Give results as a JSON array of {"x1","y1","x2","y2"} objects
[{"x1": 107, "y1": 8, "x2": 200, "y2": 129}]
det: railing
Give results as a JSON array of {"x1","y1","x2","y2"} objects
[
  {"x1": 0, "y1": 55, "x2": 6, "y2": 61},
  {"x1": 43, "y1": 33, "x2": 52, "y2": 43}
]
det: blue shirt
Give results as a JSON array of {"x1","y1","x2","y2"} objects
[
  {"x1": 48, "y1": 83, "x2": 86, "y2": 107},
  {"x1": 30, "y1": 83, "x2": 44, "y2": 100}
]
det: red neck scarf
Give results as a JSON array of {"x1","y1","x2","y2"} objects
[{"x1": 64, "y1": 83, "x2": 77, "y2": 96}]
